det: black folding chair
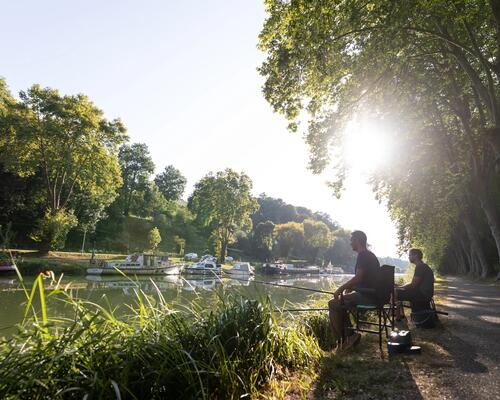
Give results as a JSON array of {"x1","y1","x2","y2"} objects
[{"x1": 343, "y1": 265, "x2": 396, "y2": 350}]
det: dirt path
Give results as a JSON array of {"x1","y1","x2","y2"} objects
[
  {"x1": 417, "y1": 276, "x2": 500, "y2": 399},
  {"x1": 305, "y1": 276, "x2": 500, "y2": 400}
]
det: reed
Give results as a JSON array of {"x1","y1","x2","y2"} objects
[{"x1": 0, "y1": 271, "x2": 321, "y2": 399}]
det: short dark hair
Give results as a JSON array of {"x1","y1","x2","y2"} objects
[
  {"x1": 409, "y1": 248, "x2": 423, "y2": 260},
  {"x1": 351, "y1": 230, "x2": 367, "y2": 246}
]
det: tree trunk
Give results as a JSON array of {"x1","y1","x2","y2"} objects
[
  {"x1": 463, "y1": 213, "x2": 492, "y2": 277},
  {"x1": 81, "y1": 227, "x2": 87, "y2": 254},
  {"x1": 453, "y1": 247, "x2": 466, "y2": 274},
  {"x1": 478, "y1": 190, "x2": 500, "y2": 273},
  {"x1": 485, "y1": 127, "x2": 500, "y2": 164},
  {"x1": 38, "y1": 238, "x2": 51, "y2": 256},
  {"x1": 457, "y1": 238, "x2": 471, "y2": 274},
  {"x1": 220, "y1": 239, "x2": 227, "y2": 264}
]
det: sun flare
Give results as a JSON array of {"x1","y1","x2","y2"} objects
[{"x1": 343, "y1": 117, "x2": 394, "y2": 174}]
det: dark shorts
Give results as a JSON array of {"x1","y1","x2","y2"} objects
[
  {"x1": 396, "y1": 287, "x2": 428, "y2": 302},
  {"x1": 342, "y1": 291, "x2": 378, "y2": 307}
]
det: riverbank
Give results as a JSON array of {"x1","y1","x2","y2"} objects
[
  {"x1": 3, "y1": 270, "x2": 496, "y2": 399},
  {"x1": 6, "y1": 250, "x2": 186, "y2": 276},
  {"x1": 12, "y1": 251, "x2": 122, "y2": 275},
  {"x1": 0, "y1": 275, "x2": 322, "y2": 399}
]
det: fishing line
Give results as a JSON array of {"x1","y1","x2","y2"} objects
[{"x1": 228, "y1": 276, "x2": 335, "y2": 295}]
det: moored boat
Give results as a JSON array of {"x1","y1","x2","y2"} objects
[
  {"x1": 261, "y1": 263, "x2": 320, "y2": 275},
  {"x1": 182, "y1": 256, "x2": 221, "y2": 275},
  {"x1": 223, "y1": 262, "x2": 255, "y2": 276},
  {"x1": 87, "y1": 253, "x2": 180, "y2": 275}
]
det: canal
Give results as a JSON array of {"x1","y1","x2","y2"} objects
[{"x1": 0, "y1": 272, "x2": 354, "y2": 338}]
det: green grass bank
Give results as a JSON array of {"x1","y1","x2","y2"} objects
[{"x1": 0, "y1": 274, "x2": 323, "y2": 399}]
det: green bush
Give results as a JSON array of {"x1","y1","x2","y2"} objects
[
  {"x1": 304, "y1": 313, "x2": 336, "y2": 351},
  {"x1": 31, "y1": 210, "x2": 78, "y2": 251}
]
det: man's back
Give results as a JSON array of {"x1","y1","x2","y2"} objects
[
  {"x1": 414, "y1": 261, "x2": 434, "y2": 299},
  {"x1": 355, "y1": 249, "x2": 380, "y2": 289}
]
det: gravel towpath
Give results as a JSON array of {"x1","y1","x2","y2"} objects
[{"x1": 426, "y1": 276, "x2": 500, "y2": 399}]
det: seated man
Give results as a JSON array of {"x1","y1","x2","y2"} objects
[
  {"x1": 329, "y1": 230, "x2": 380, "y2": 351},
  {"x1": 395, "y1": 248, "x2": 434, "y2": 320}
]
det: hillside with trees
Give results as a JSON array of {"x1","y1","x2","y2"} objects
[{"x1": 0, "y1": 78, "x2": 384, "y2": 269}]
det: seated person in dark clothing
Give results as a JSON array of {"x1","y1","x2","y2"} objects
[
  {"x1": 395, "y1": 248, "x2": 434, "y2": 320},
  {"x1": 329, "y1": 230, "x2": 380, "y2": 351}
]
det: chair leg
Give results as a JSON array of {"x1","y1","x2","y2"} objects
[
  {"x1": 383, "y1": 309, "x2": 388, "y2": 337},
  {"x1": 378, "y1": 309, "x2": 382, "y2": 350},
  {"x1": 391, "y1": 301, "x2": 395, "y2": 329}
]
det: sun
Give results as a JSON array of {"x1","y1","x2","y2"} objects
[{"x1": 342, "y1": 117, "x2": 394, "y2": 174}]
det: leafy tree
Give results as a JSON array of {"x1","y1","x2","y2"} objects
[
  {"x1": 259, "y1": 0, "x2": 500, "y2": 276},
  {"x1": 140, "y1": 182, "x2": 170, "y2": 217},
  {"x1": 0, "y1": 222, "x2": 14, "y2": 250},
  {"x1": 274, "y1": 221, "x2": 304, "y2": 259},
  {"x1": 0, "y1": 83, "x2": 126, "y2": 252},
  {"x1": 118, "y1": 143, "x2": 155, "y2": 216},
  {"x1": 31, "y1": 209, "x2": 78, "y2": 251},
  {"x1": 303, "y1": 219, "x2": 331, "y2": 263},
  {"x1": 188, "y1": 169, "x2": 258, "y2": 262},
  {"x1": 252, "y1": 220, "x2": 275, "y2": 261},
  {"x1": 154, "y1": 165, "x2": 187, "y2": 202},
  {"x1": 148, "y1": 227, "x2": 161, "y2": 253},
  {"x1": 252, "y1": 194, "x2": 298, "y2": 225},
  {"x1": 173, "y1": 235, "x2": 185, "y2": 256}
]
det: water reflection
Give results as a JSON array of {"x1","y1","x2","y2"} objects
[
  {"x1": 0, "y1": 277, "x2": 17, "y2": 287},
  {"x1": 0, "y1": 273, "x2": 356, "y2": 338}
]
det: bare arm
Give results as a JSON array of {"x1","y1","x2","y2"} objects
[
  {"x1": 401, "y1": 275, "x2": 423, "y2": 290},
  {"x1": 334, "y1": 268, "x2": 366, "y2": 298}
]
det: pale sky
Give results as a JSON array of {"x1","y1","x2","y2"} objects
[{"x1": 0, "y1": 0, "x2": 400, "y2": 257}]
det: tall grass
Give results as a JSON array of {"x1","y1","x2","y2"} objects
[{"x1": 0, "y1": 270, "x2": 321, "y2": 399}]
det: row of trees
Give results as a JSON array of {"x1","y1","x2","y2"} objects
[
  {"x1": 259, "y1": 0, "x2": 500, "y2": 277},
  {"x1": 0, "y1": 79, "x2": 191, "y2": 253},
  {"x1": 0, "y1": 79, "x2": 360, "y2": 266}
]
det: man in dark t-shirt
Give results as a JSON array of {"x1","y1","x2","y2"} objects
[
  {"x1": 354, "y1": 248, "x2": 380, "y2": 291},
  {"x1": 395, "y1": 248, "x2": 434, "y2": 320},
  {"x1": 328, "y1": 230, "x2": 380, "y2": 351}
]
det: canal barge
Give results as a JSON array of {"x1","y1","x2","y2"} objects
[{"x1": 87, "y1": 252, "x2": 181, "y2": 275}]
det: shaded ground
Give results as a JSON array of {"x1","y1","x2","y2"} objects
[
  {"x1": 302, "y1": 276, "x2": 500, "y2": 399},
  {"x1": 418, "y1": 276, "x2": 500, "y2": 399}
]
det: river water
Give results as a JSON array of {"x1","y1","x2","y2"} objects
[{"x1": 0, "y1": 273, "x2": 354, "y2": 338}]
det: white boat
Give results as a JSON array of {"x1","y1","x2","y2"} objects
[
  {"x1": 262, "y1": 263, "x2": 320, "y2": 275},
  {"x1": 223, "y1": 262, "x2": 255, "y2": 276},
  {"x1": 182, "y1": 256, "x2": 221, "y2": 275},
  {"x1": 86, "y1": 253, "x2": 180, "y2": 275}
]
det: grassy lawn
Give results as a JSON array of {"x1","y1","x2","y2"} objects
[{"x1": 6, "y1": 249, "x2": 185, "y2": 275}]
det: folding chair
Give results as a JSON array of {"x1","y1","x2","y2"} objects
[{"x1": 343, "y1": 265, "x2": 396, "y2": 350}]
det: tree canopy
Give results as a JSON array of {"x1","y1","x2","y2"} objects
[
  {"x1": 154, "y1": 165, "x2": 187, "y2": 202},
  {"x1": 0, "y1": 82, "x2": 126, "y2": 251},
  {"x1": 188, "y1": 169, "x2": 259, "y2": 262},
  {"x1": 259, "y1": 0, "x2": 500, "y2": 276},
  {"x1": 118, "y1": 143, "x2": 155, "y2": 216}
]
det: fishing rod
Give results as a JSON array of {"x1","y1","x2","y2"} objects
[
  {"x1": 276, "y1": 308, "x2": 329, "y2": 312},
  {"x1": 228, "y1": 276, "x2": 335, "y2": 295},
  {"x1": 227, "y1": 277, "x2": 449, "y2": 316}
]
